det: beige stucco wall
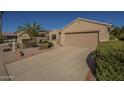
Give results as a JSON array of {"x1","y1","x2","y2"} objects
[
  {"x1": 17, "y1": 32, "x2": 30, "y2": 44},
  {"x1": 48, "y1": 30, "x2": 60, "y2": 45},
  {"x1": 36, "y1": 37, "x2": 44, "y2": 44},
  {"x1": 61, "y1": 19, "x2": 110, "y2": 46}
]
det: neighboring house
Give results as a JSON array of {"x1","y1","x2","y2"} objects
[
  {"x1": 47, "y1": 29, "x2": 61, "y2": 45},
  {"x1": 36, "y1": 31, "x2": 49, "y2": 43},
  {"x1": 16, "y1": 31, "x2": 48, "y2": 44},
  {"x1": 48, "y1": 17, "x2": 112, "y2": 48},
  {"x1": 15, "y1": 17, "x2": 112, "y2": 49},
  {"x1": 16, "y1": 31, "x2": 30, "y2": 44},
  {"x1": 2, "y1": 32, "x2": 17, "y2": 42}
]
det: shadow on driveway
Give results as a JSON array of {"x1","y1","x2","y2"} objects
[{"x1": 86, "y1": 50, "x2": 96, "y2": 80}]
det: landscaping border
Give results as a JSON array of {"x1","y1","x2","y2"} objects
[{"x1": 5, "y1": 47, "x2": 57, "y2": 65}]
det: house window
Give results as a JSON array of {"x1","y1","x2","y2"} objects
[{"x1": 52, "y1": 34, "x2": 56, "y2": 40}]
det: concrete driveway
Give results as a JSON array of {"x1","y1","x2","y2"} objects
[
  {"x1": 5, "y1": 47, "x2": 91, "y2": 81},
  {"x1": 0, "y1": 43, "x2": 10, "y2": 81}
]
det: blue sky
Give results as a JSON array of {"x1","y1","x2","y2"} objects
[{"x1": 2, "y1": 11, "x2": 124, "y2": 32}]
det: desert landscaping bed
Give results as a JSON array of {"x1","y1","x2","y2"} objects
[{"x1": 1, "y1": 47, "x2": 56, "y2": 64}]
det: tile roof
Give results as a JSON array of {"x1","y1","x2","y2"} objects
[{"x1": 2, "y1": 32, "x2": 17, "y2": 36}]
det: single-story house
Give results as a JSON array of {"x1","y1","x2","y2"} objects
[
  {"x1": 16, "y1": 31, "x2": 48, "y2": 44},
  {"x1": 15, "y1": 17, "x2": 112, "y2": 49},
  {"x1": 2, "y1": 32, "x2": 17, "y2": 42},
  {"x1": 36, "y1": 31, "x2": 49, "y2": 43},
  {"x1": 16, "y1": 31, "x2": 30, "y2": 44},
  {"x1": 48, "y1": 17, "x2": 112, "y2": 48},
  {"x1": 47, "y1": 29, "x2": 61, "y2": 45}
]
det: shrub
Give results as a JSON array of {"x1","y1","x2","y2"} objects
[
  {"x1": 38, "y1": 43, "x2": 49, "y2": 50},
  {"x1": 109, "y1": 34, "x2": 116, "y2": 40},
  {"x1": 48, "y1": 42, "x2": 53, "y2": 48},
  {"x1": 0, "y1": 37, "x2": 3, "y2": 43},
  {"x1": 118, "y1": 34, "x2": 124, "y2": 41},
  {"x1": 22, "y1": 39, "x2": 36, "y2": 48},
  {"x1": 8, "y1": 42, "x2": 12, "y2": 48},
  {"x1": 41, "y1": 40, "x2": 49, "y2": 43},
  {"x1": 15, "y1": 43, "x2": 21, "y2": 49},
  {"x1": 38, "y1": 40, "x2": 53, "y2": 50},
  {"x1": 3, "y1": 48, "x2": 12, "y2": 52},
  {"x1": 40, "y1": 40, "x2": 53, "y2": 48},
  {"x1": 94, "y1": 41, "x2": 124, "y2": 80}
]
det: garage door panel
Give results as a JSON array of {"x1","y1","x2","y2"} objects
[{"x1": 65, "y1": 32, "x2": 98, "y2": 48}]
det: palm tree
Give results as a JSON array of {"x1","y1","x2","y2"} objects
[{"x1": 17, "y1": 22, "x2": 46, "y2": 43}]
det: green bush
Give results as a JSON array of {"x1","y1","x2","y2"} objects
[
  {"x1": 22, "y1": 39, "x2": 36, "y2": 48},
  {"x1": 109, "y1": 34, "x2": 116, "y2": 40},
  {"x1": 40, "y1": 40, "x2": 49, "y2": 43},
  {"x1": 94, "y1": 41, "x2": 124, "y2": 80},
  {"x1": 48, "y1": 42, "x2": 53, "y2": 48},
  {"x1": 40, "y1": 40, "x2": 53, "y2": 48},
  {"x1": 38, "y1": 43, "x2": 49, "y2": 50},
  {"x1": 0, "y1": 37, "x2": 3, "y2": 43},
  {"x1": 118, "y1": 34, "x2": 124, "y2": 41}
]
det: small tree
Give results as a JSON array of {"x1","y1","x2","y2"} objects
[
  {"x1": 117, "y1": 26, "x2": 124, "y2": 40},
  {"x1": 17, "y1": 22, "x2": 46, "y2": 43},
  {"x1": 109, "y1": 26, "x2": 121, "y2": 38},
  {"x1": 109, "y1": 26, "x2": 124, "y2": 40}
]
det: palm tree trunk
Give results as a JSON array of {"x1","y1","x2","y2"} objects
[
  {"x1": 33, "y1": 36, "x2": 36, "y2": 44},
  {"x1": 35, "y1": 37, "x2": 36, "y2": 44}
]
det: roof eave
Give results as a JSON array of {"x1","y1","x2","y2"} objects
[{"x1": 77, "y1": 17, "x2": 112, "y2": 27}]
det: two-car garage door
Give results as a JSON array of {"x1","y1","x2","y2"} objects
[{"x1": 65, "y1": 32, "x2": 99, "y2": 48}]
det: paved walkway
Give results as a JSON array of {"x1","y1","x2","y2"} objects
[{"x1": 6, "y1": 47, "x2": 91, "y2": 81}]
